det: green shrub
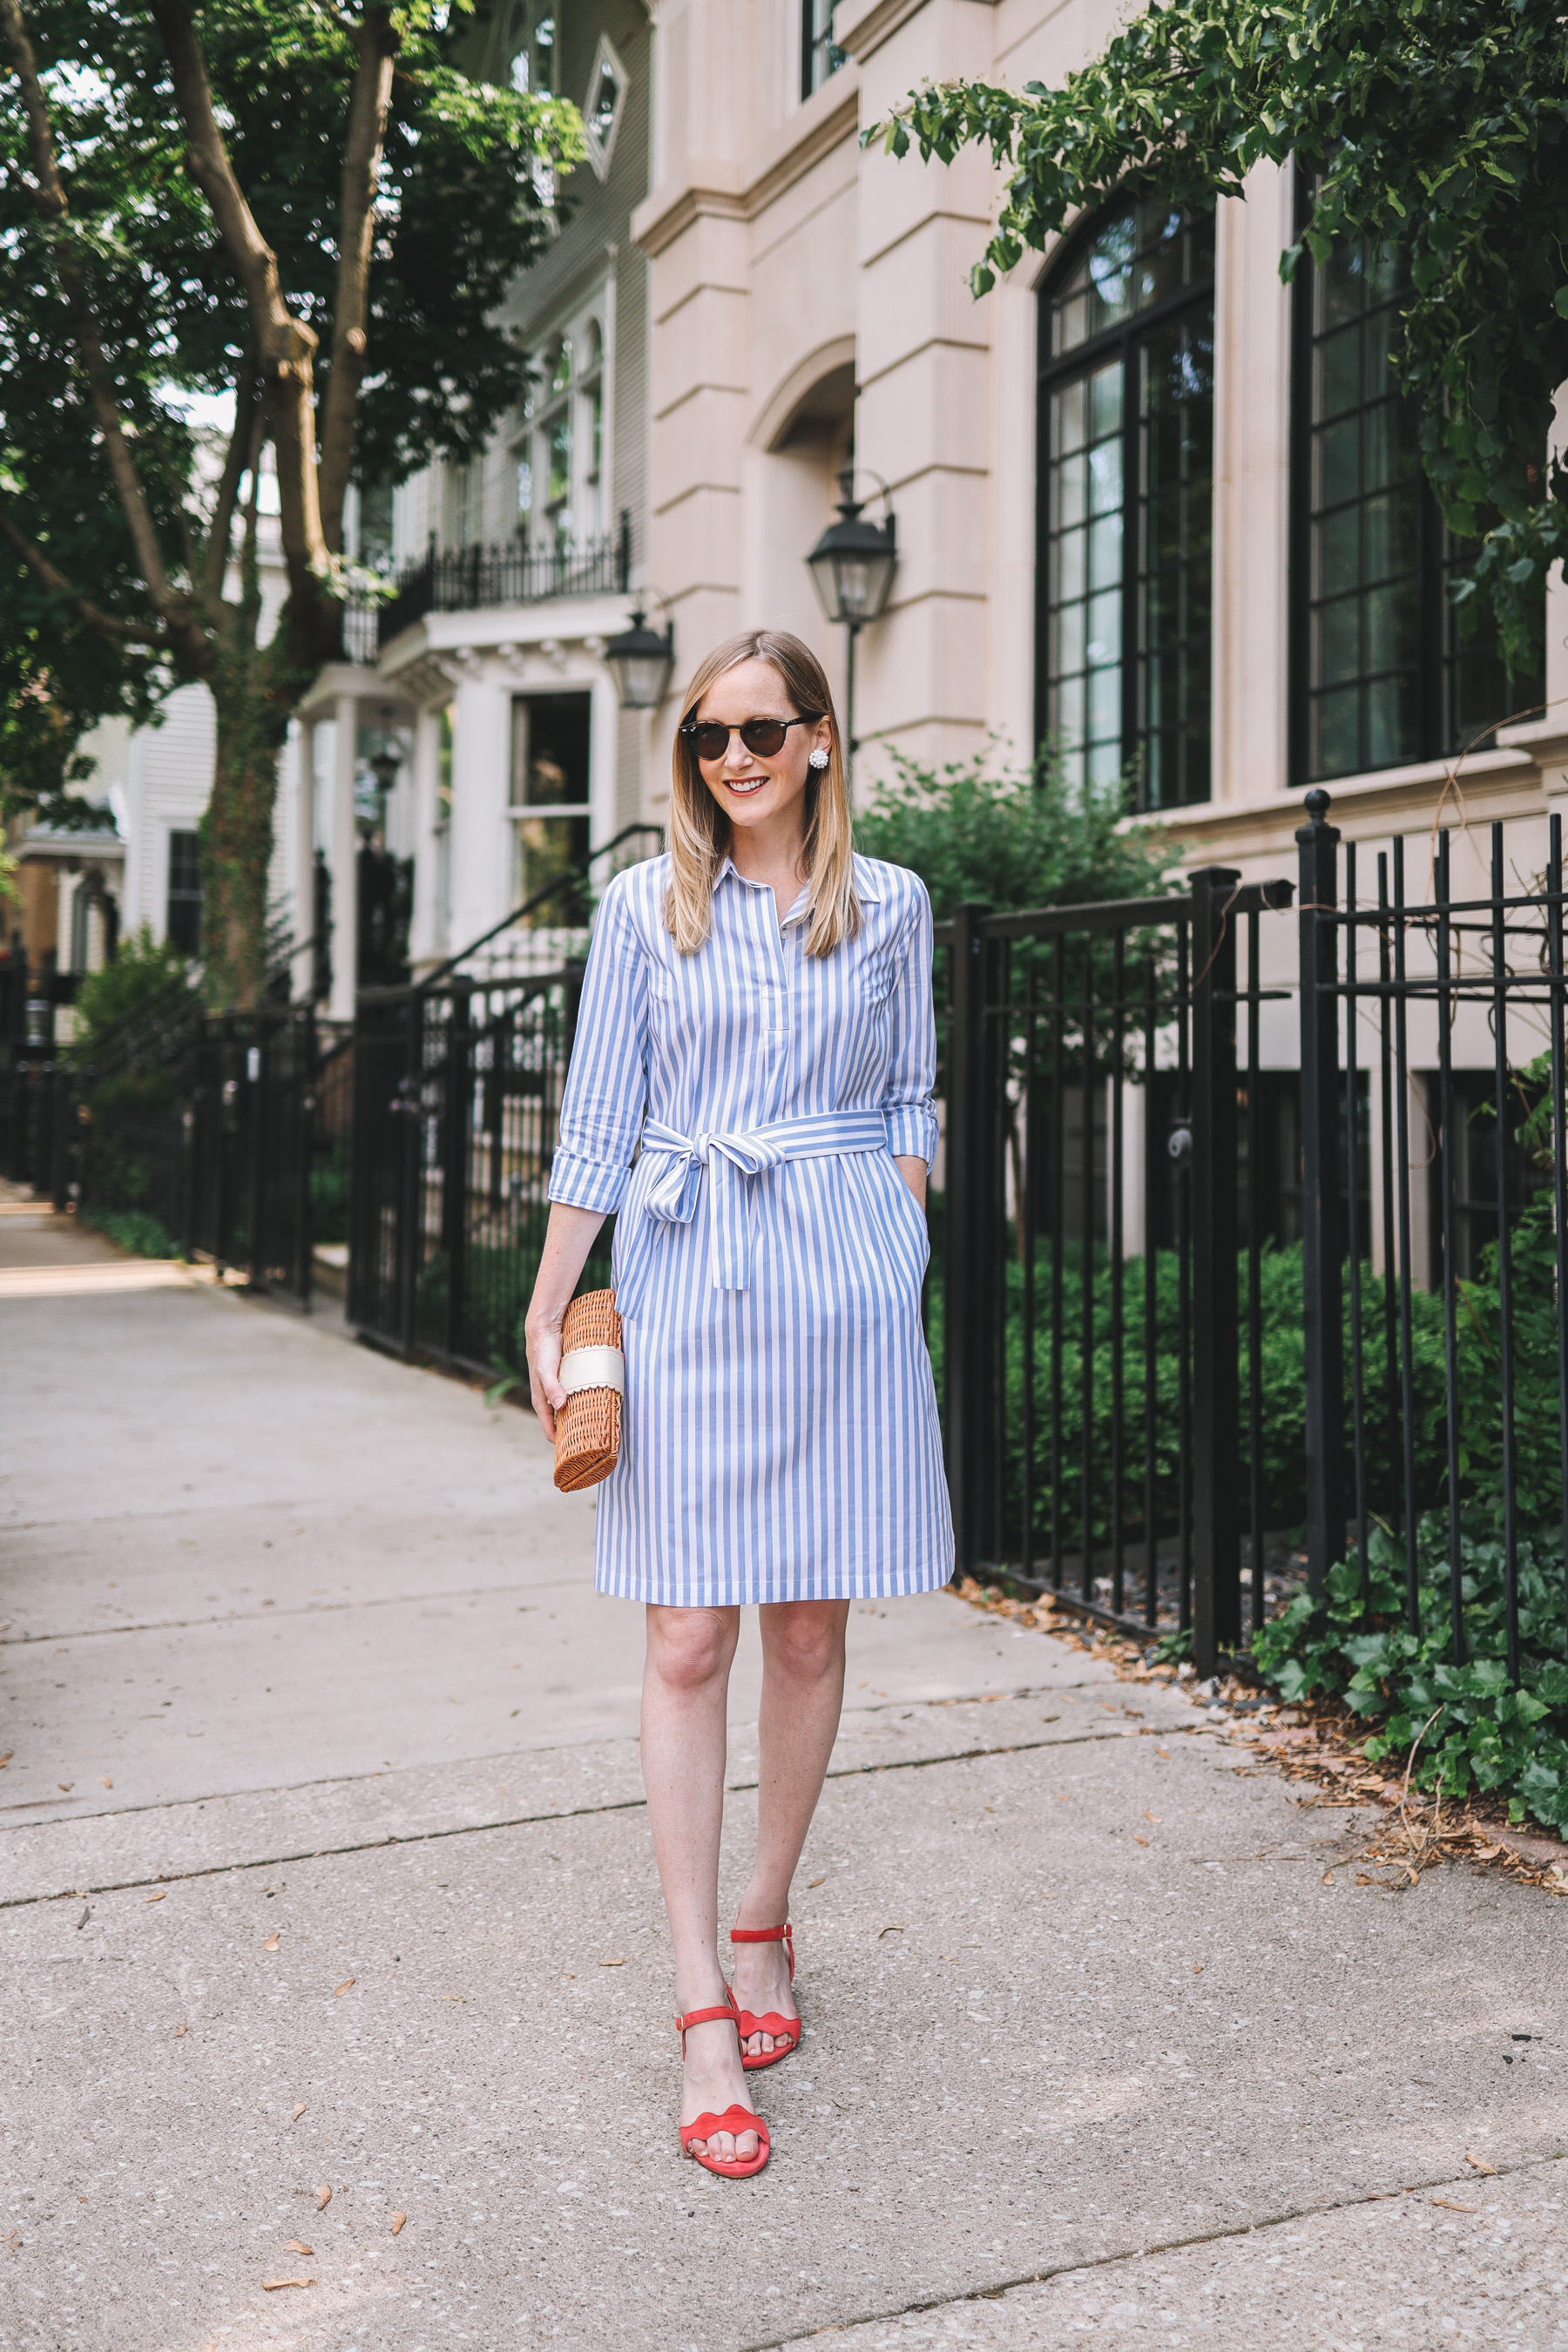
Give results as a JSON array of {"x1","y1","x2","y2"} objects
[
  {"x1": 79, "y1": 1206, "x2": 179, "y2": 1260},
  {"x1": 855, "y1": 742, "x2": 1172, "y2": 920},
  {"x1": 1247, "y1": 1195, "x2": 1568, "y2": 1836},
  {"x1": 68, "y1": 927, "x2": 193, "y2": 1066},
  {"x1": 1254, "y1": 1517, "x2": 1568, "y2": 1835},
  {"x1": 926, "y1": 1235, "x2": 1453, "y2": 1555}
]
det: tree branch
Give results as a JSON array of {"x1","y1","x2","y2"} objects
[
  {"x1": 0, "y1": 510, "x2": 167, "y2": 648},
  {"x1": 0, "y1": 0, "x2": 208, "y2": 672},
  {"x1": 148, "y1": 0, "x2": 333, "y2": 627},
  {"x1": 200, "y1": 346, "x2": 262, "y2": 611},
  {"x1": 318, "y1": 7, "x2": 399, "y2": 555}
]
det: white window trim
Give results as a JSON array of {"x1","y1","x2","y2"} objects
[
  {"x1": 510, "y1": 285, "x2": 613, "y2": 552},
  {"x1": 581, "y1": 33, "x2": 629, "y2": 182}
]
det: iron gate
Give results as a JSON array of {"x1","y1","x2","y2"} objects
[{"x1": 936, "y1": 868, "x2": 1296, "y2": 1671}]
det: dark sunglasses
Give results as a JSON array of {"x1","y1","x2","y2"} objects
[{"x1": 679, "y1": 713, "x2": 823, "y2": 764}]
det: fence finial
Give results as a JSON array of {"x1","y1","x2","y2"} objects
[{"x1": 1303, "y1": 787, "x2": 1333, "y2": 827}]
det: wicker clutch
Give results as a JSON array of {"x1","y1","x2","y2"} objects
[{"x1": 552, "y1": 1288, "x2": 624, "y2": 1493}]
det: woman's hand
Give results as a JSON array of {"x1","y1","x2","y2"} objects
[
  {"x1": 893, "y1": 1154, "x2": 928, "y2": 1210},
  {"x1": 526, "y1": 1310, "x2": 568, "y2": 1440},
  {"x1": 524, "y1": 1202, "x2": 608, "y2": 1442}
]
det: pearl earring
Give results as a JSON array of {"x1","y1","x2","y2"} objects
[{"x1": 808, "y1": 747, "x2": 830, "y2": 770}]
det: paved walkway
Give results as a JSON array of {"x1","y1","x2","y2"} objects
[{"x1": 2, "y1": 1183, "x2": 1565, "y2": 2351}]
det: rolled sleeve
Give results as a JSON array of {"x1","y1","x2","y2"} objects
[
  {"x1": 881, "y1": 878, "x2": 941, "y2": 1171},
  {"x1": 548, "y1": 875, "x2": 649, "y2": 1213}
]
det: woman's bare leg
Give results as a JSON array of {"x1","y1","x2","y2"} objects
[
  {"x1": 640, "y1": 1602, "x2": 758, "y2": 2164},
  {"x1": 731, "y1": 1598, "x2": 850, "y2": 2057}
]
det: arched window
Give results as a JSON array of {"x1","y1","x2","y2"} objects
[
  {"x1": 1290, "y1": 232, "x2": 1537, "y2": 781},
  {"x1": 1037, "y1": 199, "x2": 1215, "y2": 810}
]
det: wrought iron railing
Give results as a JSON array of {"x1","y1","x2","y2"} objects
[
  {"x1": 378, "y1": 512, "x2": 632, "y2": 646},
  {"x1": 936, "y1": 875, "x2": 1297, "y2": 1666}
]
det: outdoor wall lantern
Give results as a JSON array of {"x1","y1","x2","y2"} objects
[
  {"x1": 605, "y1": 608, "x2": 676, "y2": 710},
  {"x1": 805, "y1": 466, "x2": 897, "y2": 784}
]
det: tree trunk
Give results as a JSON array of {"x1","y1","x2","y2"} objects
[{"x1": 199, "y1": 646, "x2": 294, "y2": 1010}]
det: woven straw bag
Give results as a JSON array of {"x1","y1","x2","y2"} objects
[{"x1": 552, "y1": 1288, "x2": 623, "y2": 1493}]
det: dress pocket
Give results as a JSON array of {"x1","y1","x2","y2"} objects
[{"x1": 881, "y1": 1151, "x2": 931, "y2": 1272}]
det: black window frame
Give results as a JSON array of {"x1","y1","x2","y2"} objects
[
  {"x1": 1034, "y1": 197, "x2": 1217, "y2": 814},
  {"x1": 166, "y1": 828, "x2": 202, "y2": 956},
  {"x1": 1288, "y1": 183, "x2": 1538, "y2": 787}
]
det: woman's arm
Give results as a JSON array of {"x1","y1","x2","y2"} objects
[
  {"x1": 882, "y1": 878, "x2": 939, "y2": 1207},
  {"x1": 525, "y1": 1203, "x2": 609, "y2": 1437},
  {"x1": 532, "y1": 875, "x2": 650, "y2": 1437}
]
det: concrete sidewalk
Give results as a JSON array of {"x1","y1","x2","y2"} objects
[{"x1": 2, "y1": 1189, "x2": 1565, "y2": 2351}]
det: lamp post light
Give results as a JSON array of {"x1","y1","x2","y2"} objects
[
  {"x1": 805, "y1": 465, "x2": 897, "y2": 788},
  {"x1": 605, "y1": 608, "x2": 676, "y2": 711}
]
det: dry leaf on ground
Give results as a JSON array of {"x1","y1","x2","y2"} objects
[
  {"x1": 264, "y1": 1933, "x2": 280, "y2": 1952},
  {"x1": 314, "y1": 2185, "x2": 332, "y2": 2211},
  {"x1": 172, "y1": 2025, "x2": 186, "y2": 2038},
  {"x1": 284, "y1": 2240, "x2": 314, "y2": 2256},
  {"x1": 1464, "y1": 2153, "x2": 1499, "y2": 2176},
  {"x1": 1144, "y1": 1811, "x2": 1160, "y2": 1822},
  {"x1": 262, "y1": 2276, "x2": 314, "y2": 2291},
  {"x1": 808, "y1": 1875, "x2": 827, "y2": 1888},
  {"x1": 292, "y1": 2104, "x2": 307, "y2": 2122},
  {"x1": 1133, "y1": 1835, "x2": 1150, "y2": 1847},
  {"x1": 100, "y1": 1777, "x2": 112, "y2": 1788},
  {"x1": 145, "y1": 1890, "x2": 166, "y2": 1903},
  {"x1": 334, "y1": 1978, "x2": 355, "y2": 1996},
  {"x1": 390, "y1": 2212, "x2": 407, "y2": 2235},
  {"x1": 598, "y1": 1957, "x2": 625, "y2": 1968},
  {"x1": 1431, "y1": 2198, "x2": 1475, "y2": 2213},
  {"x1": 0, "y1": 1754, "x2": 11, "y2": 1768}
]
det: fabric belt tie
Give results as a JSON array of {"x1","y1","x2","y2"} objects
[{"x1": 617, "y1": 1112, "x2": 889, "y2": 1321}]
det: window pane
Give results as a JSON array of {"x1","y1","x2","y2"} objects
[
  {"x1": 1053, "y1": 524, "x2": 1086, "y2": 605},
  {"x1": 166, "y1": 830, "x2": 202, "y2": 956},
  {"x1": 513, "y1": 814, "x2": 591, "y2": 924},
  {"x1": 1041, "y1": 199, "x2": 1213, "y2": 811},
  {"x1": 510, "y1": 691, "x2": 591, "y2": 809},
  {"x1": 1132, "y1": 312, "x2": 1213, "y2": 808},
  {"x1": 1302, "y1": 236, "x2": 1421, "y2": 778}
]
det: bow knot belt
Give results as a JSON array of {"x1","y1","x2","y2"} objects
[{"x1": 615, "y1": 1112, "x2": 889, "y2": 1321}]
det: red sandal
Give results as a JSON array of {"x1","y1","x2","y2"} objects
[
  {"x1": 674, "y1": 2001, "x2": 771, "y2": 2179},
  {"x1": 729, "y1": 1922, "x2": 800, "y2": 2070}
]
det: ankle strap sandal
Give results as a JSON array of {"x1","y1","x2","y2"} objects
[{"x1": 728, "y1": 1922, "x2": 800, "y2": 2070}]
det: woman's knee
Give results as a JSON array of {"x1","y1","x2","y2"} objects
[
  {"x1": 762, "y1": 1600, "x2": 848, "y2": 1683},
  {"x1": 645, "y1": 1605, "x2": 738, "y2": 1694}
]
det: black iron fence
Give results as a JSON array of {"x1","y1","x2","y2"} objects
[
  {"x1": 936, "y1": 789, "x2": 1568, "y2": 1691},
  {"x1": 1299, "y1": 789, "x2": 1568, "y2": 1689},
  {"x1": 345, "y1": 825, "x2": 661, "y2": 1371},
  {"x1": 10, "y1": 1007, "x2": 341, "y2": 1301},
  {"x1": 935, "y1": 869, "x2": 1297, "y2": 1669},
  {"x1": 348, "y1": 968, "x2": 608, "y2": 1371}
]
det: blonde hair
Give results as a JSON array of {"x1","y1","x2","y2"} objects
[{"x1": 664, "y1": 629, "x2": 862, "y2": 959}]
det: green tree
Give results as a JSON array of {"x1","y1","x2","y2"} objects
[
  {"x1": 868, "y1": 0, "x2": 1568, "y2": 672},
  {"x1": 0, "y1": 2, "x2": 582, "y2": 1004}
]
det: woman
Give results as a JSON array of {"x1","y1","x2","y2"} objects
[{"x1": 525, "y1": 629, "x2": 953, "y2": 2179}]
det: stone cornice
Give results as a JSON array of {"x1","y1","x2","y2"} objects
[
  {"x1": 835, "y1": 0, "x2": 932, "y2": 64},
  {"x1": 1147, "y1": 747, "x2": 1552, "y2": 865},
  {"x1": 376, "y1": 594, "x2": 639, "y2": 693},
  {"x1": 631, "y1": 72, "x2": 861, "y2": 258}
]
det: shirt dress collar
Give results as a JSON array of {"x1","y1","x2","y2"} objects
[{"x1": 713, "y1": 854, "x2": 884, "y2": 929}]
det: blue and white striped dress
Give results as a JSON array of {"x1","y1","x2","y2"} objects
[{"x1": 548, "y1": 850, "x2": 955, "y2": 1606}]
